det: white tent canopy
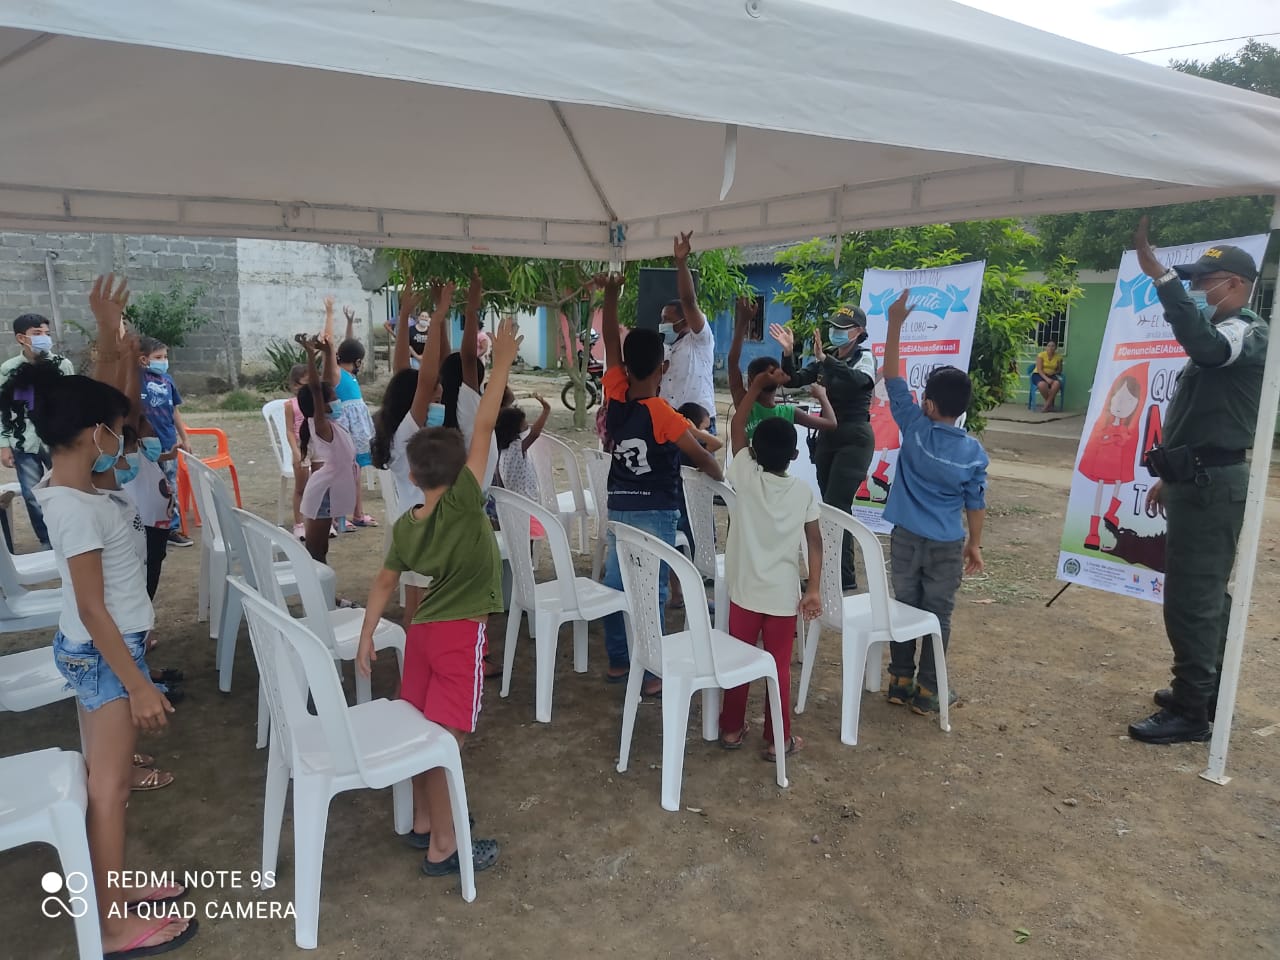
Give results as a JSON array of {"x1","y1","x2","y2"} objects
[{"x1": 1, "y1": 0, "x2": 1279, "y2": 259}]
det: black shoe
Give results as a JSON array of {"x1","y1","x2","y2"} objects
[
  {"x1": 167, "y1": 531, "x2": 194, "y2": 548},
  {"x1": 841, "y1": 577, "x2": 858, "y2": 593},
  {"x1": 1128, "y1": 708, "x2": 1210, "y2": 744},
  {"x1": 1153, "y1": 687, "x2": 1218, "y2": 716}
]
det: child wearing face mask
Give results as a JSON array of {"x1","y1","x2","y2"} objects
[
  {"x1": 296, "y1": 332, "x2": 358, "y2": 568},
  {"x1": 332, "y1": 301, "x2": 378, "y2": 528},
  {"x1": 138, "y1": 336, "x2": 193, "y2": 548}
]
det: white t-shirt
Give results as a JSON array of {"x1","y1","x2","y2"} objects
[
  {"x1": 34, "y1": 481, "x2": 155, "y2": 643},
  {"x1": 724, "y1": 449, "x2": 821, "y2": 617},
  {"x1": 390, "y1": 413, "x2": 424, "y2": 516},
  {"x1": 498, "y1": 441, "x2": 539, "y2": 502},
  {"x1": 457, "y1": 384, "x2": 498, "y2": 492},
  {"x1": 123, "y1": 457, "x2": 174, "y2": 529},
  {"x1": 661, "y1": 323, "x2": 716, "y2": 414}
]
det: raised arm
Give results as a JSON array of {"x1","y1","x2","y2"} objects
[
  {"x1": 461, "y1": 268, "x2": 482, "y2": 391},
  {"x1": 673, "y1": 232, "x2": 707, "y2": 334},
  {"x1": 87, "y1": 273, "x2": 131, "y2": 394},
  {"x1": 409, "y1": 279, "x2": 455, "y2": 428},
  {"x1": 795, "y1": 383, "x2": 836, "y2": 431},
  {"x1": 320, "y1": 296, "x2": 340, "y2": 386},
  {"x1": 521, "y1": 395, "x2": 551, "y2": 453},
  {"x1": 596, "y1": 272, "x2": 625, "y2": 369},
  {"x1": 298, "y1": 335, "x2": 333, "y2": 441},
  {"x1": 727, "y1": 295, "x2": 755, "y2": 406},
  {"x1": 343, "y1": 304, "x2": 357, "y2": 343},
  {"x1": 732, "y1": 367, "x2": 790, "y2": 455},
  {"x1": 883, "y1": 289, "x2": 913, "y2": 383},
  {"x1": 392, "y1": 270, "x2": 422, "y2": 373},
  {"x1": 771, "y1": 322, "x2": 819, "y2": 388},
  {"x1": 467, "y1": 316, "x2": 521, "y2": 482}
]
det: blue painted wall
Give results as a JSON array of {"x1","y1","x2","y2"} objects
[{"x1": 709, "y1": 264, "x2": 792, "y2": 384}]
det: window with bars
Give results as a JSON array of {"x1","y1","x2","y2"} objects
[
  {"x1": 1033, "y1": 308, "x2": 1069, "y2": 349},
  {"x1": 744, "y1": 293, "x2": 767, "y2": 341}
]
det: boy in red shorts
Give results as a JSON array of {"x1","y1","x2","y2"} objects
[{"x1": 357, "y1": 315, "x2": 521, "y2": 878}]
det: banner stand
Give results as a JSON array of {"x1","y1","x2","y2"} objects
[{"x1": 1202, "y1": 223, "x2": 1280, "y2": 786}]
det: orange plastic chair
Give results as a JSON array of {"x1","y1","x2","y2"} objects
[{"x1": 175, "y1": 428, "x2": 242, "y2": 532}]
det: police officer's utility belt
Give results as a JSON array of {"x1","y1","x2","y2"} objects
[{"x1": 1144, "y1": 445, "x2": 1245, "y2": 484}]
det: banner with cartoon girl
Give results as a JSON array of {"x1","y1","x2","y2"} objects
[
  {"x1": 855, "y1": 261, "x2": 987, "y2": 533},
  {"x1": 1056, "y1": 233, "x2": 1269, "y2": 603}
]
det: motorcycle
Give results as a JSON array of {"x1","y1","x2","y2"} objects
[{"x1": 561, "y1": 329, "x2": 603, "y2": 411}]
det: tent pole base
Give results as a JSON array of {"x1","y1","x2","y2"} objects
[{"x1": 1198, "y1": 770, "x2": 1231, "y2": 786}]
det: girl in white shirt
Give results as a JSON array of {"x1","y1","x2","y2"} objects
[
  {"x1": 495, "y1": 395, "x2": 551, "y2": 536},
  {"x1": 5, "y1": 351, "x2": 196, "y2": 955}
]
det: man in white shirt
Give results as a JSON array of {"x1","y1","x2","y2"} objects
[{"x1": 659, "y1": 232, "x2": 717, "y2": 431}]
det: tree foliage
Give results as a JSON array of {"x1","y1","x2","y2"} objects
[
  {"x1": 384, "y1": 248, "x2": 750, "y2": 426},
  {"x1": 775, "y1": 221, "x2": 1082, "y2": 432},
  {"x1": 122, "y1": 281, "x2": 210, "y2": 349},
  {"x1": 1034, "y1": 41, "x2": 1278, "y2": 271}
]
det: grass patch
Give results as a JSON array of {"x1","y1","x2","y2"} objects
[{"x1": 219, "y1": 389, "x2": 265, "y2": 412}]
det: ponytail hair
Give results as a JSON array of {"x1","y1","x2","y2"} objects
[{"x1": 0, "y1": 362, "x2": 129, "y2": 451}]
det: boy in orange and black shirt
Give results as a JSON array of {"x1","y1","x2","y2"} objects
[{"x1": 595, "y1": 273, "x2": 723, "y2": 695}]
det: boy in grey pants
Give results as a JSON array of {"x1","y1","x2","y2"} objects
[{"x1": 879, "y1": 291, "x2": 988, "y2": 714}]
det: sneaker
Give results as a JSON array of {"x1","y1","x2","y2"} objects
[
  {"x1": 293, "y1": 523, "x2": 306, "y2": 540},
  {"x1": 886, "y1": 675, "x2": 916, "y2": 705},
  {"x1": 167, "y1": 531, "x2": 193, "y2": 548},
  {"x1": 910, "y1": 684, "x2": 958, "y2": 715}
]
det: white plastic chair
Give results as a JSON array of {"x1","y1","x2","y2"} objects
[
  {"x1": 236, "y1": 510, "x2": 406, "y2": 749},
  {"x1": 0, "y1": 646, "x2": 73, "y2": 711},
  {"x1": 262, "y1": 399, "x2": 294, "y2": 528},
  {"x1": 581, "y1": 449, "x2": 612, "y2": 580},
  {"x1": 528, "y1": 433, "x2": 592, "y2": 552},
  {"x1": 681, "y1": 466, "x2": 735, "y2": 632},
  {"x1": 794, "y1": 505, "x2": 951, "y2": 744},
  {"x1": 377, "y1": 467, "x2": 431, "y2": 608},
  {"x1": 612, "y1": 522, "x2": 788, "y2": 812},
  {"x1": 0, "y1": 749, "x2": 103, "y2": 959},
  {"x1": 492, "y1": 489, "x2": 630, "y2": 723},
  {"x1": 196, "y1": 459, "x2": 336, "y2": 693},
  {"x1": 232, "y1": 581, "x2": 475, "y2": 949},
  {"x1": 0, "y1": 529, "x2": 63, "y2": 633},
  {"x1": 0, "y1": 483, "x2": 59, "y2": 584},
  {"x1": 179, "y1": 452, "x2": 227, "y2": 630}
]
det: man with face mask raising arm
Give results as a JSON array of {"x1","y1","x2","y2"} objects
[
  {"x1": 1129, "y1": 216, "x2": 1268, "y2": 745},
  {"x1": 772, "y1": 305, "x2": 877, "y2": 592},
  {"x1": 0, "y1": 313, "x2": 75, "y2": 548},
  {"x1": 659, "y1": 232, "x2": 717, "y2": 431}
]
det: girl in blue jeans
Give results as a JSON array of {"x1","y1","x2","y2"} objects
[{"x1": 5, "y1": 276, "x2": 197, "y2": 959}]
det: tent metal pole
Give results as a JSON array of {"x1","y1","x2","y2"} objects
[{"x1": 1201, "y1": 221, "x2": 1280, "y2": 785}]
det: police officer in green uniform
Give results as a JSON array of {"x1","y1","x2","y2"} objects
[
  {"x1": 775, "y1": 306, "x2": 876, "y2": 590},
  {"x1": 1129, "y1": 217, "x2": 1268, "y2": 744}
]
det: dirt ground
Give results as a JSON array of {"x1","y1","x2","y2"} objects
[{"x1": 3, "y1": 375, "x2": 1278, "y2": 960}]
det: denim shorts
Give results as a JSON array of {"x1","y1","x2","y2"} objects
[{"x1": 53, "y1": 630, "x2": 150, "y2": 712}]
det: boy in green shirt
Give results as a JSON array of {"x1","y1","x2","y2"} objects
[{"x1": 357, "y1": 315, "x2": 521, "y2": 879}]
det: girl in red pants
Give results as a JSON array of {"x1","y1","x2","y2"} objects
[{"x1": 719, "y1": 369, "x2": 824, "y2": 759}]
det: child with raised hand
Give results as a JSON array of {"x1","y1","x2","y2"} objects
[
  {"x1": 880, "y1": 290, "x2": 987, "y2": 715},
  {"x1": 285, "y1": 363, "x2": 311, "y2": 538},
  {"x1": 728, "y1": 297, "x2": 835, "y2": 450},
  {"x1": 295, "y1": 307, "x2": 358, "y2": 566},
  {"x1": 670, "y1": 400, "x2": 722, "y2": 610},
  {"x1": 8, "y1": 274, "x2": 198, "y2": 958},
  {"x1": 333, "y1": 302, "x2": 378, "y2": 528},
  {"x1": 717, "y1": 366, "x2": 823, "y2": 758},
  {"x1": 495, "y1": 393, "x2": 551, "y2": 511},
  {"x1": 438, "y1": 269, "x2": 499, "y2": 490},
  {"x1": 595, "y1": 272, "x2": 723, "y2": 695},
  {"x1": 356, "y1": 315, "x2": 523, "y2": 879}
]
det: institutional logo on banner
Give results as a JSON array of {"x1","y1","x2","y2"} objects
[
  {"x1": 1055, "y1": 234, "x2": 1269, "y2": 603},
  {"x1": 854, "y1": 261, "x2": 986, "y2": 533}
]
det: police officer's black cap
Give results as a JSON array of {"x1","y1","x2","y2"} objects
[
  {"x1": 827, "y1": 305, "x2": 867, "y2": 329},
  {"x1": 1172, "y1": 245, "x2": 1259, "y2": 283}
]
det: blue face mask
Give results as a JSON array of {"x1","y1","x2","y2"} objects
[
  {"x1": 148, "y1": 359, "x2": 169, "y2": 375},
  {"x1": 115, "y1": 452, "x2": 141, "y2": 486},
  {"x1": 328, "y1": 400, "x2": 343, "y2": 418},
  {"x1": 140, "y1": 437, "x2": 163, "y2": 462},
  {"x1": 92, "y1": 424, "x2": 124, "y2": 475},
  {"x1": 658, "y1": 323, "x2": 679, "y2": 346},
  {"x1": 426, "y1": 403, "x2": 446, "y2": 428},
  {"x1": 829, "y1": 327, "x2": 851, "y2": 347},
  {"x1": 28, "y1": 334, "x2": 53, "y2": 355},
  {"x1": 1188, "y1": 279, "x2": 1227, "y2": 323}
]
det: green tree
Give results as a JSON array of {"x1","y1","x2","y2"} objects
[
  {"x1": 1035, "y1": 41, "x2": 1278, "y2": 271},
  {"x1": 122, "y1": 280, "x2": 210, "y2": 348},
  {"x1": 383, "y1": 249, "x2": 750, "y2": 427},
  {"x1": 775, "y1": 221, "x2": 1081, "y2": 432}
]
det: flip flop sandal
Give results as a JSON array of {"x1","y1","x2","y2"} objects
[
  {"x1": 421, "y1": 838, "x2": 500, "y2": 877},
  {"x1": 605, "y1": 671, "x2": 630, "y2": 685},
  {"x1": 482, "y1": 657, "x2": 503, "y2": 680},
  {"x1": 132, "y1": 753, "x2": 155, "y2": 768},
  {"x1": 719, "y1": 725, "x2": 749, "y2": 750},
  {"x1": 131, "y1": 768, "x2": 175, "y2": 792},
  {"x1": 158, "y1": 685, "x2": 185, "y2": 705},
  {"x1": 760, "y1": 736, "x2": 804, "y2": 762},
  {"x1": 126, "y1": 885, "x2": 188, "y2": 911},
  {"x1": 404, "y1": 816, "x2": 477, "y2": 850},
  {"x1": 104, "y1": 917, "x2": 199, "y2": 960},
  {"x1": 351, "y1": 514, "x2": 379, "y2": 528},
  {"x1": 151, "y1": 668, "x2": 184, "y2": 684},
  {"x1": 641, "y1": 683, "x2": 662, "y2": 699}
]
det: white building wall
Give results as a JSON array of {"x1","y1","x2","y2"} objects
[{"x1": 236, "y1": 239, "x2": 387, "y2": 371}]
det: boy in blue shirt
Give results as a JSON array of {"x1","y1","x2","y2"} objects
[
  {"x1": 880, "y1": 290, "x2": 987, "y2": 714},
  {"x1": 139, "y1": 336, "x2": 194, "y2": 547}
]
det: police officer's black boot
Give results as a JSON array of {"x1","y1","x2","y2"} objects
[
  {"x1": 1153, "y1": 686, "x2": 1218, "y2": 716},
  {"x1": 1128, "y1": 703, "x2": 1211, "y2": 744}
]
